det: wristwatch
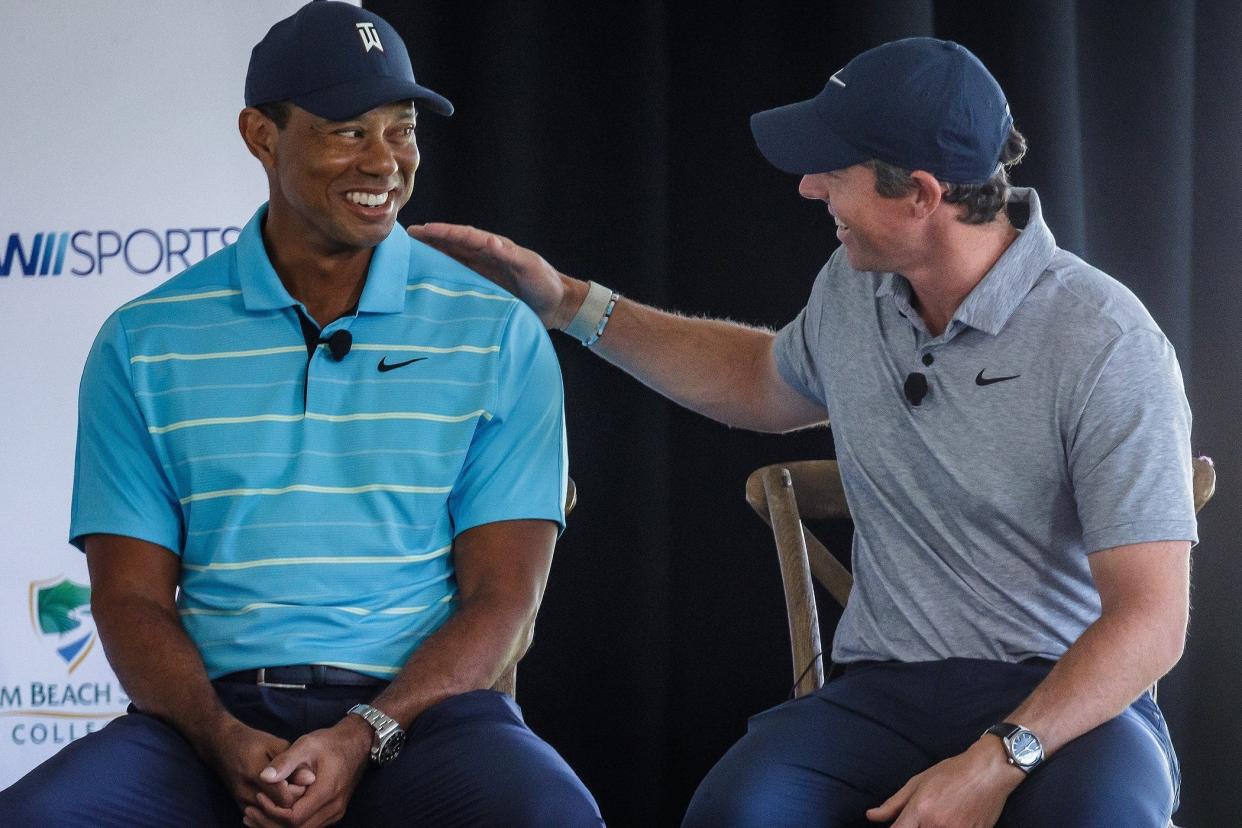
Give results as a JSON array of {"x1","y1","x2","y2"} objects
[
  {"x1": 348, "y1": 703, "x2": 406, "y2": 765},
  {"x1": 985, "y1": 722, "x2": 1044, "y2": 773}
]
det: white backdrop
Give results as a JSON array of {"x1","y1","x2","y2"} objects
[{"x1": 0, "y1": 0, "x2": 355, "y2": 788}]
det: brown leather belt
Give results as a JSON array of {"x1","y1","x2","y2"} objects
[{"x1": 218, "y1": 665, "x2": 386, "y2": 689}]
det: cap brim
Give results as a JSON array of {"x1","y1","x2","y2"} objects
[
  {"x1": 750, "y1": 96, "x2": 866, "y2": 175},
  {"x1": 294, "y1": 76, "x2": 454, "y2": 121}
]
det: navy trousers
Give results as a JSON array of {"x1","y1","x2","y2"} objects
[
  {"x1": 0, "y1": 683, "x2": 602, "y2": 827},
  {"x1": 684, "y1": 658, "x2": 1179, "y2": 828}
]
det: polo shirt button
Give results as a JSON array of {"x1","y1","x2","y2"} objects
[{"x1": 922, "y1": 353, "x2": 934, "y2": 366}]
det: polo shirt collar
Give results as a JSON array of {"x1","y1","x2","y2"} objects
[
  {"x1": 355, "y1": 225, "x2": 410, "y2": 314},
  {"x1": 950, "y1": 188, "x2": 1056, "y2": 335},
  {"x1": 235, "y1": 203, "x2": 410, "y2": 315},
  {"x1": 235, "y1": 205, "x2": 292, "y2": 311},
  {"x1": 875, "y1": 271, "x2": 917, "y2": 319},
  {"x1": 875, "y1": 187, "x2": 1058, "y2": 336}
]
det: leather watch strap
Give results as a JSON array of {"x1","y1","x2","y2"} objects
[{"x1": 986, "y1": 722, "x2": 1020, "y2": 739}]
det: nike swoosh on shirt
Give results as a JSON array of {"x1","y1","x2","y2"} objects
[
  {"x1": 377, "y1": 356, "x2": 429, "y2": 373},
  {"x1": 975, "y1": 370, "x2": 1020, "y2": 386}
]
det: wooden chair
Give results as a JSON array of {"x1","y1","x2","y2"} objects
[
  {"x1": 745, "y1": 457, "x2": 1217, "y2": 699},
  {"x1": 491, "y1": 476, "x2": 578, "y2": 697}
]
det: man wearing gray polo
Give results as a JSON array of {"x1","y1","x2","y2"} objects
[{"x1": 411, "y1": 38, "x2": 1195, "y2": 827}]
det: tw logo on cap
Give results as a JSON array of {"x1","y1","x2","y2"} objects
[{"x1": 355, "y1": 22, "x2": 384, "y2": 53}]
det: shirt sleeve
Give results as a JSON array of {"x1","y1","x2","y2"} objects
[
  {"x1": 1067, "y1": 328, "x2": 1198, "y2": 553},
  {"x1": 773, "y1": 254, "x2": 838, "y2": 407},
  {"x1": 69, "y1": 310, "x2": 184, "y2": 553},
  {"x1": 449, "y1": 302, "x2": 568, "y2": 535}
]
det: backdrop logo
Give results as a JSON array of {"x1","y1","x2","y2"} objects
[
  {"x1": 28, "y1": 577, "x2": 95, "y2": 674},
  {"x1": 0, "y1": 576, "x2": 127, "y2": 754},
  {"x1": 1, "y1": 226, "x2": 241, "y2": 279}
]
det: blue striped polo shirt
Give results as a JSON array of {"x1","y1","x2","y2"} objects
[{"x1": 70, "y1": 204, "x2": 567, "y2": 679}]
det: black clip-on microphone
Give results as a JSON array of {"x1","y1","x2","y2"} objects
[
  {"x1": 904, "y1": 372, "x2": 928, "y2": 406},
  {"x1": 320, "y1": 329, "x2": 353, "y2": 361}
]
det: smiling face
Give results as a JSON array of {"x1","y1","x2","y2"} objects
[
  {"x1": 798, "y1": 164, "x2": 919, "y2": 273},
  {"x1": 259, "y1": 100, "x2": 419, "y2": 256}
]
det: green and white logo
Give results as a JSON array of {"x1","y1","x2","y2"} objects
[{"x1": 28, "y1": 577, "x2": 95, "y2": 673}]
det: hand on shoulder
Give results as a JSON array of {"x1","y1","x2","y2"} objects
[{"x1": 408, "y1": 223, "x2": 584, "y2": 330}]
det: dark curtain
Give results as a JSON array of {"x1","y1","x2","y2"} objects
[{"x1": 368, "y1": 2, "x2": 1242, "y2": 824}]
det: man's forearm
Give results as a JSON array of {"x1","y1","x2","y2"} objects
[
  {"x1": 87, "y1": 535, "x2": 314, "y2": 813},
  {"x1": 94, "y1": 594, "x2": 234, "y2": 745},
  {"x1": 557, "y1": 277, "x2": 822, "y2": 433},
  {"x1": 866, "y1": 544, "x2": 1189, "y2": 824},
  {"x1": 1004, "y1": 604, "x2": 1184, "y2": 757},
  {"x1": 366, "y1": 592, "x2": 535, "y2": 727},
  {"x1": 86, "y1": 535, "x2": 236, "y2": 746},
  {"x1": 867, "y1": 599, "x2": 1187, "y2": 823},
  {"x1": 356, "y1": 520, "x2": 559, "y2": 729},
  {"x1": 592, "y1": 297, "x2": 778, "y2": 429},
  {"x1": 1000, "y1": 539, "x2": 1189, "y2": 759}
]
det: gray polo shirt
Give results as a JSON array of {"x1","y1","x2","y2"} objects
[{"x1": 774, "y1": 187, "x2": 1197, "y2": 665}]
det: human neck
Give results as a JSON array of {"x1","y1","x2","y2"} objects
[
  {"x1": 262, "y1": 217, "x2": 373, "y2": 327},
  {"x1": 903, "y1": 215, "x2": 1019, "y2": 337}
]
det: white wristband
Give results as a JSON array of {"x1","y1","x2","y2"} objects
[{"x1": 564, "y1": 281, "x2": 618, "y2": 347}]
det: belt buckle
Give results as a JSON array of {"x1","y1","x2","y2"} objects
[{"x1": 256, "y1": 667, "x2": 307, "y2": 689}]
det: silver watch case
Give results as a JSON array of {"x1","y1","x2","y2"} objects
[
  {"x1": 998, "y1": 724, "x2": 1044, "y2": 773},
  {"x1": 348, "y1": 703, "x2": 406, "y2": 765}
]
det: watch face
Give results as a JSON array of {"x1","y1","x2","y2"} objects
[
  {"x1": 1009, "y1": 730, "x2": 1042, "y2": 766},
  {"x1": 376, "y1": 730, "x2": 406, "y2": 764}
]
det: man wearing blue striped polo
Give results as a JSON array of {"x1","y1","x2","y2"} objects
[{"x1": 0, "y1": 3, "x2": 601, "y2": 825}]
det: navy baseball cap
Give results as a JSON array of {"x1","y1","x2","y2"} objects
[
  {"x1": 750, "y1": 38, "x2": 1011, "y2": 184},
  {"x1": 245, "y1": 1, "x2": 453, "y2": 120}
]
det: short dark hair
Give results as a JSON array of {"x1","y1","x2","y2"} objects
[
  {"x1": 866, "y1": 126, "x2": 1028, "y2": 225},
  {"x1": 254, "y1": 100, "x2": 292, "y2": 130}
]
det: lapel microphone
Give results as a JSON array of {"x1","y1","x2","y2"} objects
[
  {"x1": 321, "y1": 329, "x2": 353, "y2": 361},
  {"x1": 904, "y1": 372, "x2": 928, "y2": 406}
]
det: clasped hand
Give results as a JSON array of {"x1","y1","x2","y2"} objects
[{"x1": 228, "y1": 717, "x2": 371, "y2": 828}]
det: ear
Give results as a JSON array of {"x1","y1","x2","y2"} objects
[
  {"x1": 238, "y1": 108, "x2": 278, "y2": 169},
  {"x1": 908, "y1": 170, "x2": 945, "y2": 219}
]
